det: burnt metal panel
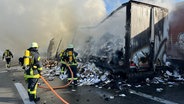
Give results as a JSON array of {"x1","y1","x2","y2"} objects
[
  {"x1": 124, "y1": 1, "x2": 131, "y2": 69},
  {"x1": 153, "y1": 7, "x2": 168, "y2": 63},
  {"x1": 130, "y1": 2, "x2": 168, "y2": 62},
  {"x1": 130, "y1": 2, "x2": 152, "y2": 54}
]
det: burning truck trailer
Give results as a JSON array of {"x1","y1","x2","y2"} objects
[
  {"x1": 81, "y1": 0, "x2": 169, "y2": 82},
  {"x1": 127, "y1": 1, "x2": 169, "y2": 81}
]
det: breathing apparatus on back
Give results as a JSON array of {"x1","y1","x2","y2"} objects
[
  {"x1": 65, "y1": 44, "x2": 74, "y2": 63},
  {"x1": 68, "y1": 48, "x2": 73, "y2": 63},
  {"x1": 23, "y1": 50, "x2": 31, "y2": 70},
  {"x1": 23, "y1": 42, "x2": 38, "y2": 70}
]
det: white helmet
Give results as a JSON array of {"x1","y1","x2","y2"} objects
[
  {"x1": 67, "y1": 44, "x2": 74, "y2": 48},
  {"x1": 31, "y1": 42, "x2": 39, "y2": 48}
]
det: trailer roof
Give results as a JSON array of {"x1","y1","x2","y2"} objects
[{"x1": 101, "y1": 0, "x2": 168, "y2": 24}]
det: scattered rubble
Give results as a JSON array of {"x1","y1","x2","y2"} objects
[
  {"x1": 156, "y1": 88, "x2": 163, "y2": 92},
  {"x1": 119, "y1": 94, "x2": 126, "y2": 97},
  {"x1": 41, "y1": 59, "x2": 184, "y2": 88},
  {"x1": 42, "y1": 59, "x2": 58, "y2": 69},
  {"x1": 40, "y1": 58, "x2": 184, "y2": 101}
]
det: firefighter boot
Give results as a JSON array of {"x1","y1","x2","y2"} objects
[
  {"x1": 74, "y1": 80, "x2": 78, "y2": 86},
  {"x1": 34, "y1": 97, "x2": 40, "y2": 102},
  {"x1": 7, "y1": 64, "x2": 10, "y2": 68},
  {"x1": 29, "y1": 94, "x2": 34, "y2": 102}
]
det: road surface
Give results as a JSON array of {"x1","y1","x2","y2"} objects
[{"x1": 0, "y1": 60, "x2": 184, "y2": 104}]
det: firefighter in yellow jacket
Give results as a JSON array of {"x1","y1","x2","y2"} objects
[
  {"x1": 2, "y1": 49, "x2": 13, "y2": 68},
  {"x1": 59, "y1": 50, "x2": 66, "y2": 74},
  {"x1": 24, "y1": 42, "x2": 42, "y2": 102},
  {"x1": 60, "y1": 44, "x2": 78, "y2": 85}
]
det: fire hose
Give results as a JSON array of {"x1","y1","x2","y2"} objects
[
  {"x1": 39, "y1": 63, "x2": 74, "y2": 89},
  {"x1": 39, "y1": 63, "x2": 74, "y2": 104},
  {"x1": 40, "y1": 76, "x2": 69, "y2": 104}
]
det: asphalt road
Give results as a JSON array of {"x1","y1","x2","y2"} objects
[
  {"x1": 0, "y1": 61, "x2": 184, "y2": 104},
  {"x1": 0, "y1": 63, "x2": 23, "y2": 104}
]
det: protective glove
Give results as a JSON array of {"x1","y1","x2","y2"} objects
[
  {"x1": 39, "y1": 72, "x2": 43, "y2": 76},
  {"x1": 34, "y1": 74, "x2": 40, "y2": 78}
]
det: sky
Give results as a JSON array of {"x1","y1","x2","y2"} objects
[
  {"x1": 104, "y1": 0, "x2": 128, "y2": 14},
  {"x1": 104, "y1": 0, "x2": 184, "y2": 14}
]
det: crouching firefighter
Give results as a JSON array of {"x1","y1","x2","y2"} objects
[
  {"x1": 23, "y1": 42, "x2": 42, "y2": 102},
  {"x1": 60, "y1": 44, "x2": 78, "y2": 85}
]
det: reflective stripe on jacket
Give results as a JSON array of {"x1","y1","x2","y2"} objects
[
  {"x1": 24, "y1": 47, "x2": 42, "y2": 79},
  {"x1": 60, "y1": 49, "x2": 78, "y2": 66}
]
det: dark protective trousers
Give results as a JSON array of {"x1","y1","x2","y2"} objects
[
  {"x1": 27, "y1": 78, "x2": 38, "y2": 101},
  {"x1": 5, "y1": 58, "x2": 11, "y2": 64},
  {"x1": 60, "y1": 64, "x2": 66, "y2": 73},
  {"x1": 5, "y1": 58, "x2": 11, "y2": 68},
  {"x1": 67, "y1": 65, "x2": 78, "y2": 84}
]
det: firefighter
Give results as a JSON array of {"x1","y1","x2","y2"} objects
[
  {"x1": 18, "y1": 57, "x2": 24, "y2": 66},
  {"x1": 60, "y1": 44, "x2": 78, "y2": 85},
  {"x1": 2, "y1": 49, "x2": 13, "y2": 68},
  {"x1": 59, "y1": 50, "x2": 66, "y2": 74},
  {"x1": 24, "y1": 42, "x2": 42, "y2": 102}
]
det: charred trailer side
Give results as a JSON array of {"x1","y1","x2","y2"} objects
[
  {"x1": 124, "y1": 1, "x2": 168, "y2": 81},
  {"x1": 167, "y1": 2, "x2": 184, "y2": 68},
  {"x1": 128, "y1": 1, "x2": 168, "y2": 69}
]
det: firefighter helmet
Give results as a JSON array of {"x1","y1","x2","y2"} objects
[
  {"x1": 67, "y1": 44, "x2": 74, "y2": 48},
  {"x1": 31, "y1": 42, "x2": 39, "y2": 48}
]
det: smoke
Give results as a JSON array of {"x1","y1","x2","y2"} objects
[
  {"x1": 75, "y1": 6, "x2": 126, "y2": 59},
  {"x1": 0, "y1": 0, "x2": 106, "y2": 57}
]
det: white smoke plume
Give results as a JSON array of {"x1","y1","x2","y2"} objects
[{"x1": 0, "y1": 0, "x2": 106, "y2": 57}]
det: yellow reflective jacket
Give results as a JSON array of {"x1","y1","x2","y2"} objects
[
  {"x1": 60, "y1": 48, "x2": 78, "y2": 66},
  {"x1": 24, "y1": 47, "x2": 42, "y2": 79}
]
